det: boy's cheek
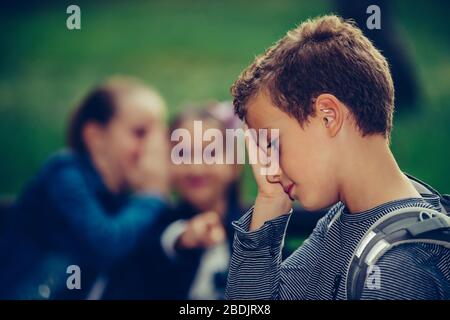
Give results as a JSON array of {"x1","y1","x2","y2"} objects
[
  {"x1": 280, "y1": 155, "x2": 303, "y2": 182},
  {"x1": 295, "y1": 175, "x2": 337, "y2": 210},
  {"x1": 296, "y1": 189, "x2": 318, "y2": 211},
  {"x1": 298, "y1": 187, "x2": 326, "y2": 211}
]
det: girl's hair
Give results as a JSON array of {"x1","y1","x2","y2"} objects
[
  {"x1": 169, "y1": 101, "x2": 243, "y2": 207},
  {"x1": 67, "y1": 76, "x2": 165, "y2": 154},
  {"x1": 169, "y1": 101, "x2": 242, "y2": 134}
]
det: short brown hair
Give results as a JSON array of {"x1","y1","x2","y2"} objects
[{"x1": 231, "y1": 15, "x2": 394, "y2": 137}]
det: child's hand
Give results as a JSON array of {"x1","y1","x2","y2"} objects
[
  {"x1": 177, "y1": 211, "x2": 226, "y2": 249},
  {"x1": 127, "y1": 128, "x2": 170, "y2": 196},
  {"x1": 245, "y1": 125, "x2": 292, "y2": 230}
]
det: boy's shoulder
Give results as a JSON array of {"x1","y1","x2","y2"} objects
[
  {"x1": 361, "y1": 242, "x2": 450, "y2": 299},
  {"x1": 378, "y1": 241, "x2": 450, "y2": 269}
]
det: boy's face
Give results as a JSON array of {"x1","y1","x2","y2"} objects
[{"x1": 246, "y1": 90, "x2": 340, "y2": 211}]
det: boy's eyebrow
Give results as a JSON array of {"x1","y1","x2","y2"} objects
[
  {"x1": 246, "y1": 111, "x2": 284, "y2": 129},
  {"x1": 258, "y1": 115, "x2": 285, "y2": 129}
]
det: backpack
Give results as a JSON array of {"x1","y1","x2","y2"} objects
[{"x1": 330, "y1": 173, "x2": 450, "y2": 300}]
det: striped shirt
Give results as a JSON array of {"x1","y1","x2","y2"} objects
[{"x1": 226, "y1": 196, "x2": 450, "y2": 300}]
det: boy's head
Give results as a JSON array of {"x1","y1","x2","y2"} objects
[{"x1": 232, "y1": 15, "x2": 395, "y2": 210}]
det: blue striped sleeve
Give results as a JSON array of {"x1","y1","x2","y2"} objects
[{"x1": 226, "y1": 207, "x2": 292, "y2": 300}]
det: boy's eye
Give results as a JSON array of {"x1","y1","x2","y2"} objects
[{"x1": 267, "y1": 139, "x2": 279, "y2": 150}]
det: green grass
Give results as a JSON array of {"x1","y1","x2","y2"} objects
[{"x1": 0, "y1": 0, "x2": 449, "y2": 203}]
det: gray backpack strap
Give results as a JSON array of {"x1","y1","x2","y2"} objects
[
  {"x1": 405, "y1": 172, "x2": 449, "y2": 215},
  {"x1": 346, "y1": 207, "x2": 450, "y2": 300}
]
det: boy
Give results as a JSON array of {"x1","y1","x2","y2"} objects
[{"x1": 225, "y1": 15, "x2": 450, "y2": 300}]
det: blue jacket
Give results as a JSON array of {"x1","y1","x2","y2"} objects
[{"x1": 0, "y1": 150, "x2": 168, "y2": 299}]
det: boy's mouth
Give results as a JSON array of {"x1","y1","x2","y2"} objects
[{"x1": 283, "y1": 183, "x2": 295, "y2": 199}]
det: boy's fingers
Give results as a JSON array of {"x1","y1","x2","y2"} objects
[
  {"x1": 244, "y1": 125, "x2": 271, "y2": 178},
  {"x1": 244, "y1": 124, "x2": 258, "y2": 152}
]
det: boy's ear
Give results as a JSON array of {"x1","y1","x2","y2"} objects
[{"x1": 314, "y1": 94, "x2": 344, "y2": 137}]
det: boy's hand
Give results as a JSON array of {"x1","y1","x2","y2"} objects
[
  {"x1": 177, "y1": 211, "x2": 226, "y2": 249},
  {"x1": 245, "y1": 125, "x2": 292, "y2": 231}
]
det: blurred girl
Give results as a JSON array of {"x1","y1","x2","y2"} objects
[
  {"x1": 159, "y1": 102, "x2": 244, "y2": 300},
  {"x1": 0, "y1": 76, "x2": 170, "y2": 299}
]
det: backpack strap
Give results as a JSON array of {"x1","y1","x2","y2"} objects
[
  {"x1": 404, "y1": 173, "x2": 449, "y2": 215},
  {"x1": 345, "y1": 206, "x2": 450, "y2": 300}
]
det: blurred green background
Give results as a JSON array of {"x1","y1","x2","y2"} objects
[{"x1": 0, "y1": 0, "x2": 449, "y2": 203}]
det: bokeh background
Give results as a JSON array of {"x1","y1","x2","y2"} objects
[{"x1": 1, "y1": 0, "x2": 449, "y2": 204}]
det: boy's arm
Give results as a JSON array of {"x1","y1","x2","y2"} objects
[
  {"x1": 225, "y1": 206, "x2": 292, "y2": 300},
  {"x1": 226, "y1": 204, "x2": 334, "y2": 300}
]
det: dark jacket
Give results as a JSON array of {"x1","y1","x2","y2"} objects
[{"x1": 0, "y1": 150, "x2": 168, "y2": 299}]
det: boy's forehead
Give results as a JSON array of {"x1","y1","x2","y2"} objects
[{"x1": 246, "y1": 92, "x2": 287, "y2": 129}]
